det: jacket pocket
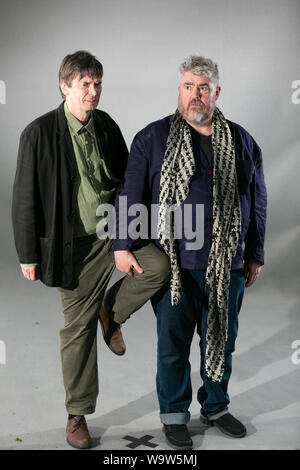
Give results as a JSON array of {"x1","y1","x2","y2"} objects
[{"x1": 236, "y1": 160, "x2": 254, "y2": 195}]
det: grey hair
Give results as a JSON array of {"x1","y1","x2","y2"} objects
[{"x1": 179, "y1": 55, "x2": 219, "y2": 88}]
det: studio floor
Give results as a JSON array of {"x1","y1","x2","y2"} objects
[{"x1": 0, "y1": 267, "x2": 299, "y2": 451}]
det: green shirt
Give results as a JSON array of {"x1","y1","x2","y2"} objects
[
  {"x1": 21, "y1": 103, "x2": 115, "y2": 267},
  {"x1": 64, "y1": 102, "x2": 115, "y2": 237}
]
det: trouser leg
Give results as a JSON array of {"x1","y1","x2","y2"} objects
[
  {"x1": 151, "y1": 270, "x2": 198, "y2": 425},
  {"x1": 103, "y1": 243, "x2": 170, "y2": 324},
  {"x1": 57, "y1": 238, "x2": 115, "y2": 415},
  {"x1": 197, "y1": 269, "x2": 246, "y2": 417}
]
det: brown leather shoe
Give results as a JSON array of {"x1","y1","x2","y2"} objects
[
  {"x1": 66, "y1": 415, "x2": 92, "y2": 449},
  {"x1": 99, "y1": 304, "x2": 126, "y2": 355}
]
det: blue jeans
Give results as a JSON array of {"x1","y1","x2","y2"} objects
[{"x1": 151, "y1": 269, "x2": 246, "y2": 425}]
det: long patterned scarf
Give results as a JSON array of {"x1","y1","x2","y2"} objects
[{"x1": 157, "y1": 107, "x2": 241, "y2": 382}]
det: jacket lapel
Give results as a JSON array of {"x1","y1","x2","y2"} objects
[
  {"x1": 56, "y1": 102, "x2": 78, "y2": 177},
  {"x1": 92, "y1": 110, "x2": 109, "y2": 164}
]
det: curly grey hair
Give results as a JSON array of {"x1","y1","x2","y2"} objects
[{"x1": 179, "y1": 55, "x2": 219, "y2": 88}]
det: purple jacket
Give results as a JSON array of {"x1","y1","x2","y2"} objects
[{"x1": 114, "y1": 114, "x2": 267, "y2": 270}]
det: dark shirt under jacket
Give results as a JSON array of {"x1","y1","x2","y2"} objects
[
  {"x1": 114, "y1": 114, "x2": 267, "y2": 270},
  {"x1": 12, "y1": 102, "x2": 128, "y2": 288},
  {"x1": 193, "y1": 129, "x2": 214, "y2": 166}
]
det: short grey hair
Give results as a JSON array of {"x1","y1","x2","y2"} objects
[{"x1": 179, "y1": 55, "x2": 219, "y2": 88}]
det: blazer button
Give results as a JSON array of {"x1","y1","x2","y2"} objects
[{"x1": 65, "y1": 241, "x2": 71, "y2": 247}]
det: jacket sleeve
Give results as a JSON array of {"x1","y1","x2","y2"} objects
[
  {"x1": 243, "y1": 141, "x2": 267, "y2": 265},
  {"x1": 12, "y1": 129, "x2": 40, "y2": 264},
  {"x1": 113, "y1": 131, "x2": 149, "y2": 251}
]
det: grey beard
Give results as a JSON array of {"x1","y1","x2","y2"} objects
[
  {"x1": 186, "y1": 111, "x2": 211, "y2": 125},
  {"x1": 178, "y1": 101, "x2": 215, "y2": 126}
]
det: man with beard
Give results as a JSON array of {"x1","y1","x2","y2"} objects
[{"x1": 112, "y1": 55, "x2": 267, "y2": 449}]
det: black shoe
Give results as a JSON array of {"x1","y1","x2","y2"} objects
[
  {"x1": 200, "y1": 412, "x2": 247, "y2": 438},
  {"x1": 163, "y1": 424, "x2": 193, "y2": 450}
]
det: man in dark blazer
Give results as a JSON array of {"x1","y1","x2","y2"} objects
[
  {"x1": 113, "y1": 55, "x2": 267, "y2": 449},
  {"x1": 12, "y1": 51, "x2": 169, "y2": 449}
]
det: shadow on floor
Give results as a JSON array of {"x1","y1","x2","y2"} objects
[{"x1": 0, "y1": 367, "x2": 299, "y2": 450}]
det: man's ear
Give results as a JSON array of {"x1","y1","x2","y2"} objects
[
  {"x1": 215, "y1": 86, "x2": 221, "y2": 100},
  {"x1": 60, "y1": 81, "x2": 69, "y2": 97}
]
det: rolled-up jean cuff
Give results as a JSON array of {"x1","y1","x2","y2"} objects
[
  {"x1": 160, "y1": 412, "x2": 191, "y2": 425},
  {"x1": 207, "y1": 408, "x2": 229, "y2": 421}
]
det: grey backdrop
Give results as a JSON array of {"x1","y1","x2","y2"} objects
[
  {"x1": 0, "y1": 0, "x2": 299, "y2": 295},
  {"x1": 0, "y1": 0, "x2": 299, "y2": 449}
]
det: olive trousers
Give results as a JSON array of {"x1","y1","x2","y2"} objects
[{"x1": 57, "y1": 237, "x2": 170, "y2": 415}]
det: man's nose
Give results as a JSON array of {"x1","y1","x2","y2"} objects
[
  {"x1": 89, "y1": 85, "x2": 97, "y2": 96},
  {"x1": 191, "y1": 87, "x2": 201, "y2": 99}
]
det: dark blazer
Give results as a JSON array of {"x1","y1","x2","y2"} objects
[
  {"x1": 114, "y1": 115, "x2": 267, "y2": 269},
  {"x1": 12, "y1": 102, "x2": 128, "y2": 287}
]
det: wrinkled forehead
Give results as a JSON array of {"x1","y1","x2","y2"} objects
[
  {"x1": 70, "y1": 72, "x2": 102, "y2": 85},
  {"x1": 180, "y1": 71, "x2": 212, "y2": 85}
]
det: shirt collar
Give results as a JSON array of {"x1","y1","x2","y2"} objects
[{"x1": 64, "y1": 101, "x2": 96, "y2": 137}]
